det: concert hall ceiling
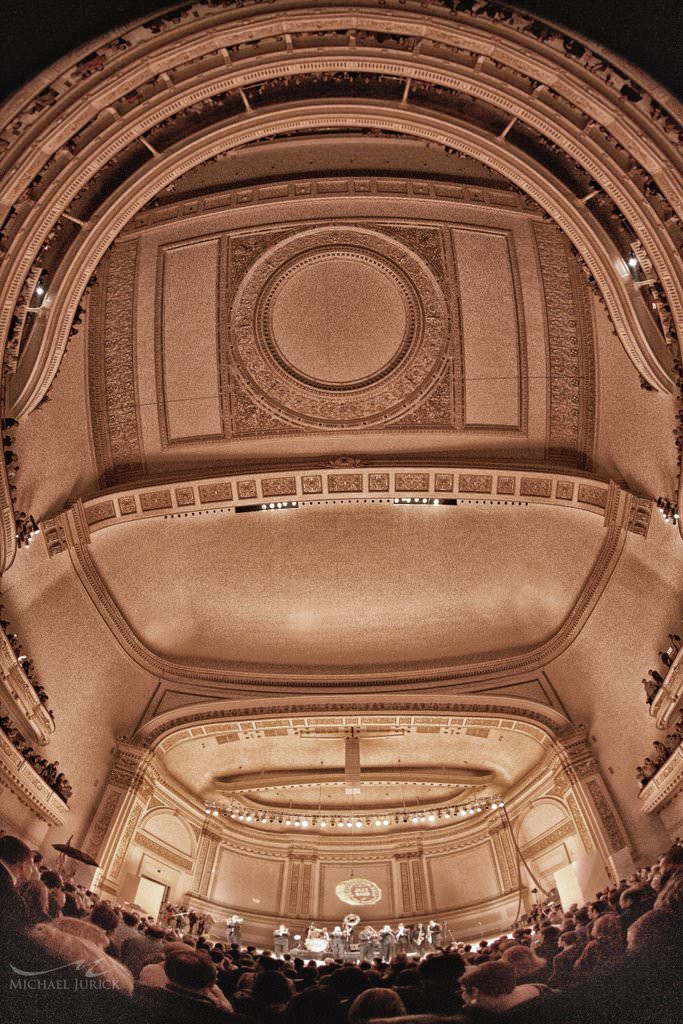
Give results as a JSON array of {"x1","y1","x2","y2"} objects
[{"x1": 0, "y1": 0, "x2": 681, "y2": 856}]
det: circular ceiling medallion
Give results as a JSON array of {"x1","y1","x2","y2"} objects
[
  {"x1": 229, "y1": 226, "x2": 450, "y2": 429},
  {"x1": 267, "y1": 251, "x2": 408, "y2": 389},
  {"x1": 335, "y1": 877, "x2": 383, "y2": 906}
]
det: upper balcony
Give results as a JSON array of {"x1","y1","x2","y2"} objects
[
  {"x1": 650, "y1": 642, "x2": 683, "y2": 730},
  {"x1": 0, "y1": 629, "x2": 55, "y2": 745}
]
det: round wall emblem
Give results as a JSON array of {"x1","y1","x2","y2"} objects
[{"x1": 335, "y1": 877, "x2": 383, "y2": 905}]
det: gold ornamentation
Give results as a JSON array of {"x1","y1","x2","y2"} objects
[
  {"x1": 237, "y1": 480, "x2": 257, "y2": 500},
  {"x1": 577, "y1": 484, "x2": 608, "y2": 509},
  {"x1": 261, "y1": 477, "x2": 296, "y2": 497},
  {"x1": 520, "y1": 478, "x2": 552, "y2": 498},
  {"x1": 302, "y1": 475, "x2": 323, "y2": 494},
  {"x1": 85, "y1": 501, "x2": 116, "y2": 525},
  {"x1": 198, "y1": 483, "x2": 233, "y2": 503},
  {"x1": 328, "y1": 473, "x2": 363, "y2": 493},
  {"x1": 369, "y1": 473, "x2": 390, "y2": 492},
  {"x1": 459, "y1": 474, "x2": 493, "y2": 494},
  {"x1": 175, "y1": 487, "x2": 195, "y2": 506},
  {"x1": 140, "y1": 490, "x2": 173, "y2": 511},
  {"x1": 496, "y1": 477, "x2": 516, "y2": 495},
  {"x1": 396, "y1": 473, "x2": 429, "y2": 492},
  {"x1": 118, "y1": 496, "x2": 137, "y2": 515}
]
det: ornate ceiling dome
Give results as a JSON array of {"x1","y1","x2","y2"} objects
[{"x1": 0, "y1": 2, "x2": 681, "y2": 906}]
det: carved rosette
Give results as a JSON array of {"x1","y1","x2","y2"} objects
[{"x1": 228, "y1": 226, "x2": 451, "y2": 430}]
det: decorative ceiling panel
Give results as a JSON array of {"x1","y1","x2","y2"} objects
[{"x1": 86, "y1": 179, "x2": 595, "y2": 487}]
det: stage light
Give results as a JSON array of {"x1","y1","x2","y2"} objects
[
  {"x1": 628, "y1": 253, "x2": 638, "y2": 268},
  {"x1": 320, "y1": 821, "x2": 327, "y2": 828},
  {"x1": 36, "y1": 284, "x2": 45, "y2": 296},
  {"x1": 212, "y1": 809, "x2": 219, "y2": 817},
  {"x1": 375, "y1": 820, "x2": 382, "y2": 826},
  {"x1": 355, "y1": 821, "x2": 363, "y2": 828},
  {"x1": 383, "y1": 819, "x2": 390, "y2": 826},
  {"x1": 301, "y1": 820, "x2": 309, "y2": 827},
  {"x1": 428, "y1": 814, "x2": 436, "y2": 822}
]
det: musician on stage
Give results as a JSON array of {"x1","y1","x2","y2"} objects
[
  {"x1": 379, "y1": 924, "x2": 395, "y2": 961},
  {"x1": 427, "y1": 919, "x2": 442, "y2": 947},
  {"x1": 273, "y1": 922, "x2": 290, "y2": 955},
  {"x1": 395, "y1": 921, "x2": 410, "y2": 953},
  {"x1": 358, "y1": 924, "x2": 377, "y2": 962},
  {"x1": 330, "y1": 924, "x2": 345, "y2": 959},
  {"x1": 226, "y1": 914, "x2": 243, "y2": 943},
  {"x1": 412, "y1": 921, "x2": 426, "y2": 956}
]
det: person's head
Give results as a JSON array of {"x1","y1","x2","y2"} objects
[
  {"x1": 326, "y1": 965, "x2": 371, "y2": 1000},
  {"x1": 18, "y1": 878, "x2": 49, "y2": 926},
  {"x1": 538, "y1": 925, "x2": 560, "y2": 948},
  {"x1": 574, "y1": 907, "x2": 590, "y2": 926},
  {"x1": 619, "y1": 884, "x2": 654, "y2": 911},
  {"x1": 283, "y1": 985, "x2": 339, "y2": 1024},
  {"x1": 654, "y1": 868, "x2": 683, "y2": 914},
  {"x1": 253, "y1": 969, "x2": 294, "y2": 1007},
  {"x1": 121, "y1": 911, "x2": 139, "y2": 927},
  {"x1": 593, "y1": 912, "x2": 625, "y2": 950},
  {"x1": 460, "y1": 961, "x2": 517, "y2": 1009},
  {"x1": 164, "y1": 948, "x2": 217, "y2": 993},
  {"x1": 627, "y1": 908, "x2": 683, "y2": 964},
  {"x1": 89, "y1": 903, "x2": 119, "y2": 934},
  {"x1": 0, "y1": 835, "x2": 34, "y2": 883},
  {"x1": 589, "y1": 900, "x2": 609, "y2": 920},
  {"x1": 347, "y1": 987, "x2": 406, "y2": 1024},
  {"x1": 417, "y1": 951, "x2": 466, "y2": 988},
  {"x1": 558, "y1": 930, "x2": 579, "y2": 949},
  {"x1": 500, "y1": 944, "x2": 546, "y2": 980}
]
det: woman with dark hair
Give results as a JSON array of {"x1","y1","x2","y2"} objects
[{"x1": 573, "y1": 912, "x2": 625, "y2": 980}]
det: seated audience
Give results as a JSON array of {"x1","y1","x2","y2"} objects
[
  {"x1": 134, "y1": 947, "x2": 237, "y2": 1022},
  {"x1": 459, "y1": 959, "x2": 550, "y2": 1019},
  {"x1": 347, "y1": 987, "x2": 406, "y2": 1024}
]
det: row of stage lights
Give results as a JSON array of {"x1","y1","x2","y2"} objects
[
  {"x1": 254, "y1": 498, "x2": 445, "y2": 512},
  {"x1": 203, "y1": 799, "x2": 505, "y2": 830}
]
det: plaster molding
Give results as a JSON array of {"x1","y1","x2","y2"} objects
[{"x1": 41, "y1": 472, "x2": 632, "y2": 687}]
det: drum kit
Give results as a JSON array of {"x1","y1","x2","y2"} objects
[{"x1": 304, "y1": 913, "x2": 361, "y2": 954}]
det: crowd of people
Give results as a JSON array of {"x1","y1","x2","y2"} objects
[
  {"x1": 641, "y1": 631, "x2": 681, "y2": 707},
  {"x1": 0, "y1": 715, "x2": 72, "y2": 802},
  {"x1": 635, "y1": 711, "x2": 683, "y2": 786},
  {"x1": 1, "y1": 832, "x2": 682, "y2": 1023},
  {"x1": 1, "y1": 602, "x2": 56, "y2": 721}
]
